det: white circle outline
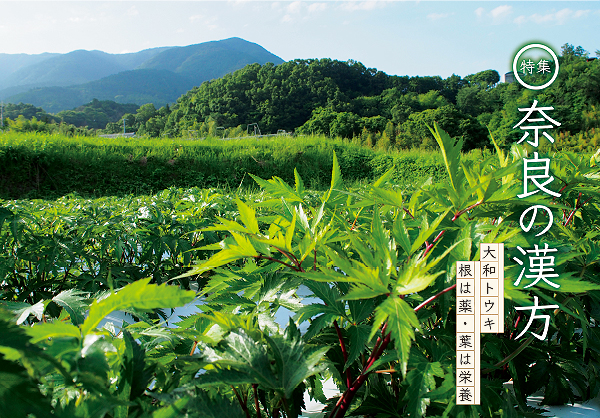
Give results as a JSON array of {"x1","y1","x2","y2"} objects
[{"x1": 512, "y1": 43, "x2": 559, "y2": 90}]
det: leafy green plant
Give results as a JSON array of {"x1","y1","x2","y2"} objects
[{"x1": 2, "y1": 123, "x2": 600, "y2": 417}]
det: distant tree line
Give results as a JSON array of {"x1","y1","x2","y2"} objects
[
  {"x1": 2, "y1": 43, "x2": 599, "y2": 151},
  {"x1": 0, "y1": 99, "x2": 139, "y2": 135}
]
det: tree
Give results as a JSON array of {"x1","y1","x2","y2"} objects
[
  {"x1": 396, "y1": 105, "x2": 488, "y2": 150},
  {"x1": 560, "y1": 43, "x2": 589, "y2": 62},
  {"x1": 330, "y1": 112, "x2": 360, "y2": 138},
  {"x1": 464, "y1": 69, "x2": 500, "y2": 88}
]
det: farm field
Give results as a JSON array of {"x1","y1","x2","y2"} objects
[
  {"x1": 0, "y1": 131, "x2": 482, "y2": 200},
  {"x1": 2, "y1": 127, "x2": 600, "y2": 417}
]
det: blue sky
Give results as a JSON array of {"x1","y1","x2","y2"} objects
[{"x1": 1, "y1": 1, "x2": 598, "y2": 79}]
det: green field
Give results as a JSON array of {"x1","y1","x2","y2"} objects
[
  {"x1": 0, "y1": 131, "x2": 494, "y2": 199},
  {"x1": 2, "y1": 128, "x2": 600, "y2": 417}
]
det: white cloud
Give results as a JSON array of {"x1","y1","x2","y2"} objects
[
  {"x1": 286, "y1": 1, "x2": 302, "y2": 14},
  {"x1": 281, "y1": 14, "x2": 292, "y2": 23},
  {"x1": 126, "y1": 6, "x2": 138, "y2": 17},
  {"x1": 427, "y1": 12, "x2": 452, "y2": 21},
  {"x1": 514, "y1": 15, "x2": 527, "y2": 25},
  {"x1": 340, "y1": 1, "x2": 387, "y2": 12},
  {"x1": 189, "y1": 14, "x2": 204, "y2": 22},
  {"x1": 490, "y1": 5, "x2": 512, "y2": 22},
  {"x1": 514, "y1": 8, "x2": 591, "y2": 25},
  {"x1": 67, "y1": 14, "x2": 96, "y2": 24},
  {"x1": 573, "y1": 9, "x2": 590, "y2": 18},
  {"x1": 308, "y1": 3, "x2": 327, "y2": 13},
  {"x1": 475, "y1": 7, "x2": 484, "y2": 18}
]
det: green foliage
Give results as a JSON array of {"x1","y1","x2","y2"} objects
[
  {"x1": 0, "y1": 102, "x2": 57, "y2": 124},
  {"x1": 3, "y1": 114, "x2": 97, "y2": 136},
  {"x1": 56, "y1": 99, "x2": 140, "y2": 130},
  {"x1": 0, "y1": 131, "x2": 456, "y2": 199},
  {"x1": 2, "y1": 124, "x2": 600, "y2": 417}
]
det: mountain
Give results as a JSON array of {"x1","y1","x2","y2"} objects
[
  {"x1": 2, "y1": 38, "x2": 284, "y2": 113},
  {"x1": 0, "y1": 47, "x2": 171, "y2": 97},
  {"x1": 6, "y1": 69, "x2": 193, "y2": 113},
  {"x1": 139, "y1": 37, "x2": 285, "y2": 83},
  {"x1": 0, "y1": 52, "x2": 60, "y2": 86}
]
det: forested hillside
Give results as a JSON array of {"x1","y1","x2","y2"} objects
[
  {"x1": 3, "y1": 43, "x2": 599, "y2": 152},
  {"x1": 111, "y1": 43, "x2": 597, "y2": 151}
]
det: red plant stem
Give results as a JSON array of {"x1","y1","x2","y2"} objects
[
  {"x1": 554, "y1": 183, "x2": 569, "y2": 200},
  {"x1": 275, "y1": 247, "x2": 303, "y2": 271},
  {"x1": 332, "y1": 192, "x2": 483, "y2": 417},
  {"x1": 254, "y1": 255, "x2": 297, "y2": 271},
  {"x1": 403, "y1": 207, "x2": 415, "y2": 219},
  {"x1": 452, "y1": 200, "x2": 484, "y2": 222},
  {"x1": 423, "y1": 230, "x2": 447, "y2": 257},
  {"x1": 334, "y1": 320, "x2": 352, "y2": 389},
  {"x1": 333, "y1": 333, "x2": 392, "y2": 418},
  {"x1": 414, "y1": 283, "x2": 457, "y2": 312},
  {"x1": 564, "y1": 196, "x2": 592, "y2": 226},
  {"x1": 510, "y1": 313, "x2": 523, "y2": 340},
  {"x1": 231, "y1": 386, "x2": 250, "y2": 418},
  {"x1": 252, "y1": 384, "x2": 260, "y2": 418},
  {"x1": 329, "y1": 323, "x2": 389, "y2": 418}
]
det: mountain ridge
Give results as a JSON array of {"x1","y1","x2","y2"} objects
[{"x1": 1, "y1": 38, "x2": 284, "y2": 112}]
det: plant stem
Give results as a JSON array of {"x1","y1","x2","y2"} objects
[
  {"x1": 275, "y1": 247, "x2": 304, "y2": 272},
  {"x1": 564, "y1": 196, "x2": 592, "y2": 226},
  {"x1": 252, "y1": 384, "x2": 260, "y2": 418},
  {"x1": 231, "y1": 386, "x2": 251, "y2": 418},
  {"x1": 334, "y1": 320, "x2": 352, "y2": 389},
  {"x1": 414, "y1": 283, "x2": 456, "y2": 312},
  {"x1": 452, "y1": 200, "x2": 484, "y2": 222},
  {"x1": 254, "y1": 254, "x2": 297, "y2": 271}
]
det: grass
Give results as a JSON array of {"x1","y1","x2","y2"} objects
[{"x1": 0, "y1": 131, "x2": 490, "y2": 200}]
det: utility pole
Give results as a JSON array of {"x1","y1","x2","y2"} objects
[
  {"x1": 1, "y1": 101, "x2": 4, "y2": 129},
  {"x1": 123, "y1": 118, "x2": 126, "y2": 134}
]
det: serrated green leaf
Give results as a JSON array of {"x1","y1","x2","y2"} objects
[
  {"x1": 345, "y1": 324, "x2": 370, "y2": 371},
  {"x1": 403, "y1": 358, "x2": 444, "y2": 417},
  {"x1": 53, "y1": 289, "x2": 89, "y2": 326},
  {"x1": 0, "y1": 300, "x2": 45, "y2": 326},
  {"x1": 294, "y1": 168, "x2": 305, "y2": 196},
  {"x1": 370, "y1": 297, "x2": 420, "y2": 377},
  {"x1": 202, "y1": 329, "x2": 278, "y2": 389},
  {"x1": 81, "y1": 278, "x2": 195, "y2": 336},
  {"x1": 264, "y1": 321, "x2": 329, "y2": 398},
  {"x1": 429, "y1": 122, "x2": 464, "y2": 193},
  {"x1": 25, "y1": 321, "x2": 81, "y2": 343},
  {"x1": 410, "y1": 210, "x2": 449, "y2": 254},
  {"x1": 392, "y1": 215, "x2": 412, "y2": 256},
  {"x1": 236, "y1": 197, "x2": 259, "y2": 234}
]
